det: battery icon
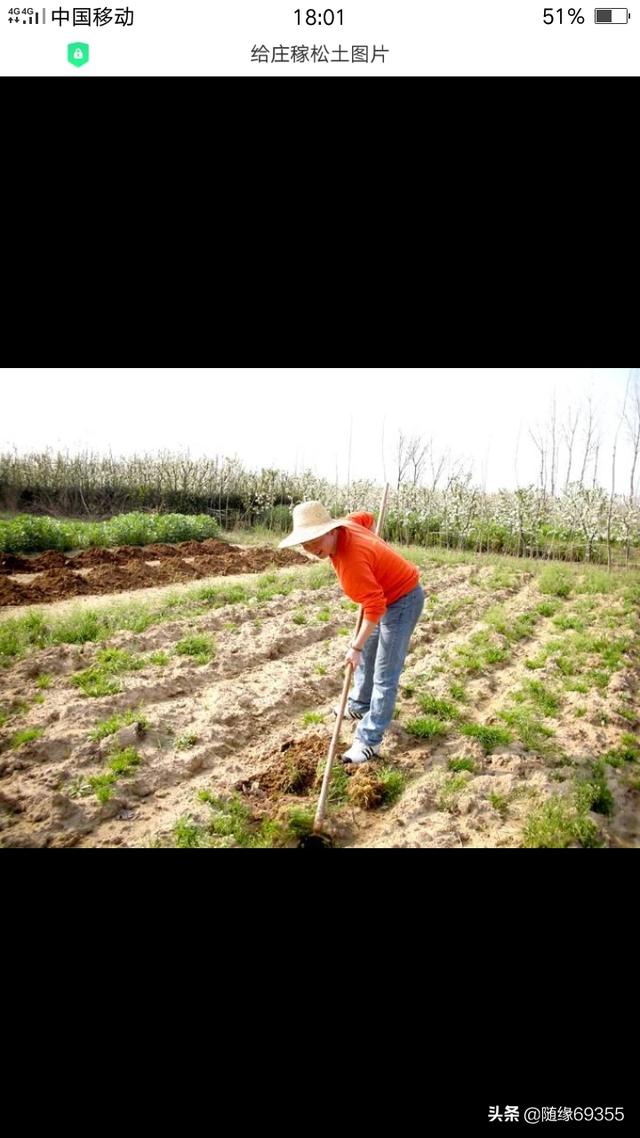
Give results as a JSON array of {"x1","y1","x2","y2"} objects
[{"x1": 594, "y1": 8, "x2": 630, "y2": 20}]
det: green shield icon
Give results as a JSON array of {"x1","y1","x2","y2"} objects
[{"x1": 68, "y1": 43, "x2": 89, "y2": 68}]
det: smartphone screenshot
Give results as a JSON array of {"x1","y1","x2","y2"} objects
[{"x1": 0, "y1": 1, "x2": 637, "y2": 75}]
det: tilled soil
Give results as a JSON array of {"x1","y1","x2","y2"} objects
[
  {"x1": 0, "y1": 557, "x2": 638, "y2": 848},
  {"x1": 0, "y1": 538, "x2": 307, "y2": 607}
]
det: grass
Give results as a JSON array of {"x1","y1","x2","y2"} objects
[
  {"x1": 522, "y1": 626, "x2": 631, "y2": 694},
  {"x1": 87, "y1": 772, "x2": 118, "y2": 803},
  {"x1": 224, "y1": 526, "x2": 281, "y2": 547},
  {"x1": 72, "y1": 670, "x2": 122, "y2": 698},
  {"x1": 173, "y1": 817, "x2": 206, "y2": 847},
  {"x1": 538, "y1": 566, "x2": 573, "y2": 598},
  {"x1": 94, "y1": 648, "x2": 143, "y2": 673},
  {"x1": 513, "y1": 679, "x2": 561, "y2": 718},
  {"x1": 327, "y1": 763, "x2": 350, "y2": 804},
  {"x1": 497, "y1": 707, "x2": 555, "y2": 752},
  {"x1": 452, "y1": 631, "x2": 510, "y2": 675},
  {"x1": 35, "y1": 673, "x2": 53, "y2": 689},
  {"x1": 314, "y1": 664, "x2": 327, "y2": 676},
  {"x1": 286, "y1": 807, "x2": 316, "y2": 840},
  {"x1": 89, "y1": 708, "x2": 148, "y2": 741},
  {"x1": 482, "y1": 566, "x2": 523, "y2": 590},
  {"x1": 87, "y1": 746, "x2": 142, "y2": 802},
  {"x1": 603, "y1": 735, "x2": 640, "y2": 767},
  {"x1": 460, "y1": 724, "x2": 512, "y2": 753},
  {"x1": 553, "y1": 613, "x2": 586, "y2": 632},
  {"x1": 575, "y1": 570, "x2": 619, "y2": 595},
  {"x1": 198, "y1": 583, "x2": 249, "y2": 606},
  {"x1": 574, "y1": 632, "x2": 631, "y2": 670},
  {"x1": 405, "y1": 716, "x2": 449, "y2": 740},
  {"x1": 177, "y1": 792, "x2": 286, "y2": 847},
  {"x1": 56, "y1": 610, "x2": 148, "y2": 645},
  {"x1": 256, "y1": 569, "x2": 318, "y2": 603},
  {"x1": 580, "y1": 762, "x2": 614, "y2": 816},
  {"x1": 377, "y1": 767, "x2": 407, "y2": 805},
  {"x1": 176, "y1": 732, "x2": 199, "y2": 750},
  {"x1": 292, "y1": 610, "x2": 307, "y2": 625},
  {"x1": 536, "y1": 600, "x2": 561, "y2": 617},
  {"x1": 522, "y1": 788, "x2": 602, "y2": 848},
  {"x1": 0, "y1": 625, "x2": 22, "y2": 664},
  {"x1": 437, "y1": 773, "x2": 470, "y2": 811},
  {"x1": 489, "y1": 792, "x2": 509, "y2": 816},
  {"x1": 71, "y1": 647, "x2": 145, "y2": 697},
  {"x1": 433, "y1": 595, "x2": 476, "y2": 622},
  {"x1": 108, "y1": 746, "x2": 142, "y2": 777},
  {"x1": 416, "y1": 693, "x2": 460, "y2": 720},
  {"x1": 484, "y1": 605, "x2": 539, "y2": 643},
  {"x1": 302, "y1": 711, "x2": 324, "y2": 726},
  {"x1": 564, "y1": 679, "x2": 589, "y2": 693},
  {"x1": 449, "y1": 682, "x2": 468, "y2": 702},
  {"x1": 174, "y1": 634, "x2": 216, "y2": 665},
  {"x1": 620, "y1": 733, "x2": 640, "y2": 755},
  {"x1": 448, "y1": 756, "x2": 477, "y2": 773},
  {"x1": 8, "y1": 726, "x2": 44, "y2": 749}
]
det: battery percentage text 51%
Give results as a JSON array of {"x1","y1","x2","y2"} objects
[{"x1": 543, "y1": 7, "x2": 586, "y2": 21}]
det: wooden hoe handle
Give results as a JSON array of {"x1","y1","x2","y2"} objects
[{"x1": 312, "y1": 483, "x2": 390, "y2": 835}]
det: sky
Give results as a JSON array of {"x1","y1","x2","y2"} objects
[{"x1": 2, "y1": 368, "x2": 637, "y2": 493}]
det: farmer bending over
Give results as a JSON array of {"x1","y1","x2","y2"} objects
[{"x1": 279, "y1": 502, "x2": 424, "y2": 765}]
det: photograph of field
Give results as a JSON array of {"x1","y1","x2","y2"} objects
[{"x1": 1, "y1": 368, "x2": 638, "y2": 848}]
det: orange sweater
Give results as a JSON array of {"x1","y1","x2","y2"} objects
[{"x1": 330, "y1": 511, "x2": 420, "y2": 623}]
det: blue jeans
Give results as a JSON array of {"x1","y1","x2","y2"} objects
[{"x1": 349, "y1": 584, "x2": 425, "y2": 748}]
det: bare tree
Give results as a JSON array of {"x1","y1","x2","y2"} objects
[
  {"x1": 549, "y1": 391, "x2": 558, "y2": 499},
  {"x1": 395, "y1": 431, "x2": 431, "y2": 496},
  {"x1": 579, "y1": 396, "x2": 600, "y2": 486},
  {"x1": 513, "y1": 421, "x2": 522, "y2": 489},
  {"x1": 624, "y1": 368, "x2": 640, "y2": 501},
  {"x1": 395, "y1": 432, "x2": 411, "y2": 491},
  {"x1": 407, "y1": 436, "x2": 429, "y2": 487},
  {"x1": 562, "y1": 405, "x2": 581, "y2": 492},
  {"x1": 528, "y1": 395, "x2": 562, "y2": 502},
  {"x1": 429, "y1": 441, "x2": 448, "y2": 491},
  {"x1": 444, "y1": 454, "x2": 467, "y2": 488},
  {"x1": 607, "y1": 374, "x2": 632, "y2": 570},
  {"x1": 529, "y1": 425, "x2": 547, "y2": 501},
  {"x1": 592, "y1": 442, "x2": 600, "y2": 491}
]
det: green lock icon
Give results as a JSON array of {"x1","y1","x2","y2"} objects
[{"x1": 68, "y1": 42, "x2": 89, "y2": 68}]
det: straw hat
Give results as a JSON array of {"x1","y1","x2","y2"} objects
[{"x1": 278, "y1": 501, "x2": 348, "y2": 549}]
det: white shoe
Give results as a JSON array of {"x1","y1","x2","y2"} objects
[
  {"x1": 333, "y1": 704, "x2": 364, "y2": 721},
  {"x1": 341, "y1": 740, "x2": 381, "y2": 765}
]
